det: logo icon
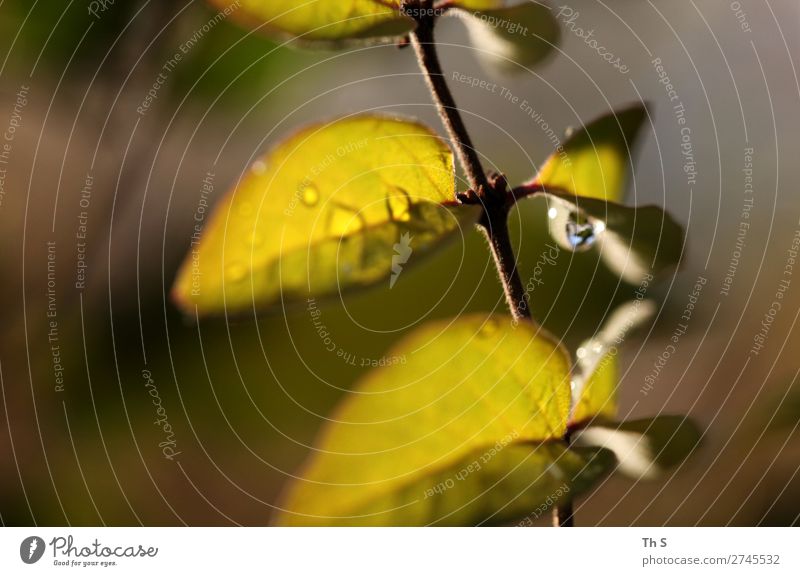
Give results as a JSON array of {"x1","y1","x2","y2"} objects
[
  {"x1": 390, "y1": 232, "x2": 414, "y2": 289},
  {"x1": 20, "y1": 536, "x2": 45, "y2": 564}
]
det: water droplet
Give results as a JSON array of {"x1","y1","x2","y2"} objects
[
  {"x1": 565, "y1": 212, "x2": 599, "y2": 251},
  {"x1": 547, "y1": 207, "x2": 558, "y2": 220},
  {"x1": 576, "y1": 347, "x2": 587, "y2": 359},
  {"x1": 225, "y1": 262, "x2": 247, "y2": 282},
  {"x1": 301, "y1": 184, "x2": 319, "y2": 207}
]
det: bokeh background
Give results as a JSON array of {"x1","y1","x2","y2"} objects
[{"x1": 0, "y1": 0, "x2": 798, "y2": 526}]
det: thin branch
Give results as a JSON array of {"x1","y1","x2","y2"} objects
[
  {"x1": 409, "y1": 11, "x2": 489, "y2": 195},
  {"x1": 481, "y1": 204, "x2": 530, "y2": 323},
  {"x1": 407, "y1": 0, "x2": 575, "y2": 527}
]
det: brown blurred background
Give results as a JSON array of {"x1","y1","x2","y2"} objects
[{"x1": 0, "y1": 0, "x2": 798, "y2": 526}]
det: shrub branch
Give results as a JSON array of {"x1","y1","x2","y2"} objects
[{"x1": 406, "y1": 0, "x2": 575, "y2": 527}]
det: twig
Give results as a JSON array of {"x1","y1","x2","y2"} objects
[{"x1": 407, "y1": 0, "x2": 575, "y2": 527}]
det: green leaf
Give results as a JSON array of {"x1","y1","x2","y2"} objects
[
  {"x1": 453, "y1": 0, "x2": 507, "y2": 8},
  {"x1": 172, "y1": 114, "x2": 480, "y2": 315},
  {"x1": 457, "y1": 2, "x2": 560, "y2": 73},
  {"x1": 274, "y1": 314, "x2": 587, "y2": 526},
  {"x1": 542, "y1": 190, "x2": 684, "y2": 284},
  {"x1": 573, "y1": 416, "x2": 702, "y2": 480},
  {"x1": 571, "y1": 299, "x2": 656, "y2": 424},
  {"x1": 208, "y1": 0, "x2": 415, "y2": 45},
  {"x1": 529, "y1": 104, "x2": 648, "y2": 202}
]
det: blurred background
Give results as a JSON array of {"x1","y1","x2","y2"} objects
[{"x1": 0, "y1": 0, "x2": 798, "y2": 526}]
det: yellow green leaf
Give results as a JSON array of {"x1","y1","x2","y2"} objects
[
  {"x1": 529, "y1": 104, "x2": 648, "y2": 202},
  {"x1": 457, "y1": 2, "x2": 560, "y2": 73},
  {"x1": 274, "y1": 314, "x2": 577, "y2": 526},
  {"x1": 573, "y1": 416, "x2": 702, "y2": 480},
  {"x1": 453, "y1": 0, "x2": 506, "y2": 9},
  {"x1": 542, "y1": 190, "x2": 684, "y2": 284},
  {"x1": 209, "y1": 0, "x2": 415, "y2": 44},
  {"x1": 172, "y1": 115, "x2": 479, "y2": 315},
  {"x1": 570, "y1": 300, "x2": 656, "y2": 424}
]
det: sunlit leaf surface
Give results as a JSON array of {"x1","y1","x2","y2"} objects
[
  {"x1": 529, "y1": 104, "x2": 648, "y2": 202},
  {"x1": 570, "y1": 300, "x2": 656, "y2": 424},
  {"x1": 543, "y1": 190, "x2": 684, "y2": 284},
  {"x1": 172, "y1": 115, "x2": 480, "y2": 315},
  {"x1": 453, "y1": 0, "x2": 507, "y2": 8},
  {"x1": 458, "y1": 2, "x2": 560, "y2": 73},
  {"x1": 209, "y1": 0, "x2": 415, "y2": 44},
  {"x1": 275, "y1": 314, "x2": 596, "y2": 526},
  {"x1": 573, "y1": 416, "x2": 702, "y2": 480}
]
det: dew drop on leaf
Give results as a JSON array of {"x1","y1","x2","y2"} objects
[
  {"x1": 225, "y1": 262, "x2": 247, "y2": 283},
  {"x1": 301, "y1": 184, "x2": 320, "y2": 207},
  {"x1": 565, "y1": 212, "x2": 601, "y2": 252}
]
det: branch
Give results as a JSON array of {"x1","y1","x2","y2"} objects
[
  {"x1": 406, "y1": 0, "x2": 575, "y2": 527},
  {"x1": 408, "y1": 10, "x2": 489, "y2": 195}
]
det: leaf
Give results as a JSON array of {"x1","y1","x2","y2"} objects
[
  {"x1": 573, "y1": 416, "x2": 702, "y2": 480},
  {"x1": 208, "y1": 0, "x2": 415, "y2": 45},
  {"x1": 528, "y1": 104, "x2": 648, "y2": 202},
  {"x1": 457, "y1": 2, "x2": 560, "y2": 73},
  {"x1": 172, "y1": 115, "x2": 480, "y2": 315},
  {"x1": 570, "y1": 299, "x2": 657, "y2": 424},
  {"x1": 542, "y1": 190, "x2": 684, "y2": 284},
  {"x1": 274, "y1": 314, "x2": 588, "y2": 526},
  {"x1": 453, "y1": 0, "x2": 507, "y2": 8}
]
